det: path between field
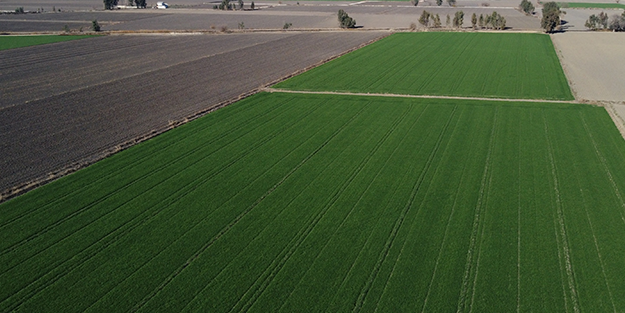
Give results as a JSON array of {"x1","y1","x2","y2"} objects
[{"x1": 263, "y1": 88, "x2": 581, "y2": 104}]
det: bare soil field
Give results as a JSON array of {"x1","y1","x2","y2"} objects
[
  {"x1": 551, "y1": 32, "x2": 625, "y2": 102},
  {"x1": 0, "y1": 31, "x2": 386, "y2": 198}
]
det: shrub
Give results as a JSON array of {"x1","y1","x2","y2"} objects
[
  {"x1": 283, "y1": 22, "x2": 292, "y2": 29},
  {"x1": 15, "y1": 7, "x2": 25, "y2": 13},
  {"x1": 92, "y1": 19, "x2": 101, "y2": 32}
]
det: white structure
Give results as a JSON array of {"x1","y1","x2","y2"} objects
[{"x1": 156, "y1": 1, "x2": 169, "y2": 8}]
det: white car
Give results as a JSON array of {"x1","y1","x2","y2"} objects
[{"x1": 156, "y1": 1, "x2": 169, "y2": 8}]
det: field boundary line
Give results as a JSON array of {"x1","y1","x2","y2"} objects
[
  {"x1": 326, "y1": 104, "x2": 426, "y2": 310},
  {"x1": 456, "y1": 107, "x2": 498, "y2": 313},
  {"x1": 373, "y1": 106, "x2": 460, "y2": 313},
  {"x1": 133, "y1": 102, "x2": 372, "y2": 313},
  {"x1": 421, "y1": 108, "x2": 473, "y2": 313},
  {"x1": 542, "y1": 111, "x2": 580, "y2": 313},
  {"x1": 263, "y1": 88, "x2": 581, "y2": 104},
  {"x1": 0, "y1": 99, "x2": 316, "y2": 312},
  {"x1": 0, "y1": 32, "x2": 390, "y2": 205},
  {"x1": 270, "y1": 104, "x2": 414, "y2": 313}
]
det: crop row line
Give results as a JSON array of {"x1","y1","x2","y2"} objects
[
  {"x1": 542, "y1": 111, "x2": 580, "y2": 313},
  {"x1": 456, "y1": 107, "x2": 498, "y2": 313},
  {"x1": 324, "y1": 104, "x2": 430, "y2": 310},
  {"x1": 89, "y1": 100, "x2": 338, "y2": 313},
  {"x1": 0, "y1": 97, "x2": 292, "y2": 268},
  {"x1": 133, "y1": 102, "x2": 372, "y2": 312},
  {"x1": 271, "y1": 103, "x2": 415, "y2": 313},
  {"x1": 373, "y1": 105, "x2": 461, "y2": 313},
  {"x1": 356, "y1": 105, "x2": 458, "y2": 313},
  {"x1": 1, "y1": 97, "x2": 313, "y2": 311},
  {"x1": 263, "y1": 88, "x2": 580, "y2": 104},
  {"x1": 176, "y1": 102, "x2": 372, "y2": 313},
  {"x1": 0, "y1": 95, "x2": 284, "y2": 232}
]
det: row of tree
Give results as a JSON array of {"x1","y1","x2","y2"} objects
[
  {"x1": 417, "y1": 11, "x2": 505, "y2": 29},
  {"x1": 586, "y1": 11, "x2": 625, "y2": 31}
]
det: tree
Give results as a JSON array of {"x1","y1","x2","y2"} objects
[
  {"x1": 490, "y1": 11, "x2": 506, "y2": 29},
  {"x1": 471, "y1": 13, "x2": 477, "y2": 28},
  {"x1": 238, "y1": 0, "x2": 244, "y2": 9},
  {"x1": 134, "y1": 0, "x2": 146, "y2": 8},
  {"x1": 283, "y1": 22, "x2": 292, "y2": 29},
  {"x1": 433, "y1": 14, "x2": 442, "y2": 27},
  {"x1": 92, "y1": 19, "x2": 101, "y2": 31},
  {"x1": 478, "y1": 14, "x2": 484, "y2": 28},
  {"x1": 251, "y1": 1, "x2": 255, "y2": 9},
  {"x1": 218, "y1": 0, "x2": 232, "y2": 10},
  {"x1": 436, "y1": 0, "x2": 443, "y2": 5},
  {"x1": 411, "y1": 0, "x2": 419, "y2": 6},
  {"x1": 446, "y1": 14, "x2": 451, "y2": 27},
  {"x1": 608, "y1": 13, "x2": 625, "y2": 31},
  {"x1": 541, "y1": 2, "x2": 561, "y2": 33},
  {"x1": 453, "y1": 10, "x2": 464, "y2": 27},
  {"x1": 447, "y1": 0, "x2": 456, "y2": 5},
  {"x1": 338, "y1": 9, "x2": 356, "y2": 28},
  {"x1": 598, "y1": 11, "x2": 609, "y2": 28},
  {"x1": 103, "y1": 0, "x2": 118, "y2": 9},
  {"x1": 519, "y1": 0, "x2": 534, "y2": 14},
  {"x1": 419, "y1": 10, "x2": 431, "y2": 27},
  {"x1": 585, "y1": 13, "x2": 600, "y2": 30}
]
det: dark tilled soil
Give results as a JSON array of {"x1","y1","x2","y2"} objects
[{"x1": 0, "y1": 31, "x2": 386, "y2": 198}]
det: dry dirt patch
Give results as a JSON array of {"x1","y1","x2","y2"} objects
[{"x1": 552, "y1": 32, "x2": 625, "y2": 102}]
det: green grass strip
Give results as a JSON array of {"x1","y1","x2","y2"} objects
[
  {"x1": 0, "y1": 35, "x2": 97, "y2": 51},
  {"x1": 275, "y1": 33, "x2": 574, "y2": 101}
]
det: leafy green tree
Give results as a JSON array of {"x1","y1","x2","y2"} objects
[
  {"x1": 519, "y1": 0, "x2": 535, "y2": 14},
  {"x1": 338, "y1": 9, "x2": 356, "y2": 28},
  {"x1": 419, "y1": 10, "x2": 431, "y2": 27},
  {"x1": 453, "y1": 10, "x2": 464, "y2": 27},
  {"x1": 134, "y1": 0, "x2": 146, "y2": 8},
  {"x1": 541, "y1": 1, "x2": 561, "y2": 32},
  {"x1": 411, "y1": 0, "x2": 419, "y2": 6},
  {"x1": 608, "y1": 13, "x2": 625, "y2": 31},
  {"x1": 251, "y1": 1, "x2": 255, "y2": 9},
  {"x1": 436, "y1": 0, "x2": 443, "y2": 5},
  {"x1": 238, "y1": 0, "x2": 244, "y2": 9},
  {"x1": 218, "y1": 0, "x2": 232, "y2": 10},
  {"x1": 471, "y1": 13, "x2": 477, "y2": 28},
  {"x1": 446, "y1": 14, "x2": 451, "y2": 27},
  {"x1": 478, "y1": 14, "x2": 484, "y2": 28},
  {"x1": 585, "y1": 13, "x2": 600, "y2": 30},
  {"x1": 447, "y1": 0, "x2": 456, "y2": 5},
  {"x1": 598, "y1": 11, "x2": 609, "y2": 28},
  {"x1": 433, "y1": 14, "x2": 442, "y2": 27}
]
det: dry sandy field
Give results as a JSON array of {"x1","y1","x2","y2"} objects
[
  {"x1": 552, "y1": 32, "x2": 625, "y2": 102},
  {"x1": 0, "y1": 31, "x2": 386, "y2": 198},
  {"x1": 1, "y1": 0, "x2": 540, "y2": 32}
]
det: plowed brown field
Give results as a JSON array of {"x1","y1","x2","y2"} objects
[{"x1": 0, "y1": 31, "x2": 386, "y2": 198}]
